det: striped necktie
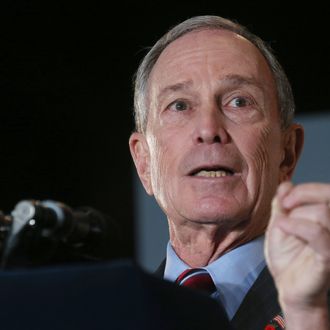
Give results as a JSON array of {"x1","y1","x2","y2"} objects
[{"x1": 175, "y1": 268, "x2": 217, "y2": 295}]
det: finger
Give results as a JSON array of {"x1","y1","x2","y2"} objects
[
  {"x1": 282, "y1": 183, "x2": 330, "y2": 209},
  {"x1": 268, "y1": 196, "x2": 283, "y2": 231},
  {"x1": 266, "y1": 193, "x2": 290, "y2": 253},
  {"x1": 267, "y1": 182, "x2": 296, "y2": 250},
  {"x1": 268, "y1": 182, "x2": 293, "y2": 230},
  {"x1": 278, "y1": 217, "x2": 330, "y2": 260},
  {"x1": 276, "y1": 181, "x2": 294, "y2": 204},
  {"x1": 288, "y1": 203, "x2": 330, "y2": 232}
]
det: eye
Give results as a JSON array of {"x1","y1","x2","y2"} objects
[
  {"x1": 167, "y1": 100, "x2": 189, "y2": 112},
  {"x1": 227, "y1": 96, "x2": 254, "y2": 108}
]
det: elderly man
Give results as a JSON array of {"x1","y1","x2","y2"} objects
[{"x1": 129, "y1": 15, "x2": 330, "y2": 329}]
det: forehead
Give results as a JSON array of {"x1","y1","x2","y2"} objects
[{"x1": 148, "y1": 29, "x2": 276, "y2": 92}]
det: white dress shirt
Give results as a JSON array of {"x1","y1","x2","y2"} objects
[{"x1": 164, "y1": 235, "x2": 266, "y2": 320}]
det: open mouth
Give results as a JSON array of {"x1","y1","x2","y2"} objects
[{"x1": 189, "y1": 166, "x2": 235, "y2": 178}]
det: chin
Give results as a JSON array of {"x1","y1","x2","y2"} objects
[
  {"x1": 188, "y1": 207, "x2": 247, "y2": 227},
  {"x1": 194, "y1": 197, "x2": 247, "y2": 216}
]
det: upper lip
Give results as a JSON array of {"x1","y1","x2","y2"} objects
[{"x1": 188, "y1": 164, "x2": 236, "y2": 176}]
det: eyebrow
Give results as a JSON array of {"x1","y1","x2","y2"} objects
[
  {"x1": 157, "y1": 80, "x2": 193, "y2": 101},
  {"x1": 219, "y1": 74, "x2": 264, "y2": 90},
  {"x1": 157, "y1": 73, "x2": 264, "y2": 101}
]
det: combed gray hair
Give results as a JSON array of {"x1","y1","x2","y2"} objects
[{"x1": 133, "y1": 15, "x2": 295, "y2": 133}]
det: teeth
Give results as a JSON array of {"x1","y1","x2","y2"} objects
[{"x1": 195, "y1": 170, "x2": 231, "y2": 177}]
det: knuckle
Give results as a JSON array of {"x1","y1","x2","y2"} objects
[
  {"x1": 318, "y1": 251, "x2": 330, "y2": 267},
  {"x1": 318, "y1": 204, "x2": 330, "y2": 218},
  {"x1": 309, "y1": 224, "x2": 324, "y2": 240}
]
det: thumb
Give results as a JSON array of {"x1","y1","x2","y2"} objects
[
  {"x1": 268, "y1": 181, "x2": 293, "y2": 228},
  {"x1": 265, "y1": 181, "x2": 293, "y2": 265}
]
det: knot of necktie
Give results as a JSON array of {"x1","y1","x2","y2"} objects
[{"x1": 175, "y1": 268, "x2": 217, "y2": 295}]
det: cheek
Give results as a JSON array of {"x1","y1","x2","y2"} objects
[
  {"x1": 235, "y1": 126, "x2": 283, "y2": 224},
  {"x1": 238, "y1": 125, "x2": 282, "y2": 185},
  {"x1": 148, "y1": 138, "x2": 164, "y2": 188},
  {"x1": 147, "y1": 133, "x2": 175, "y2": 203}
]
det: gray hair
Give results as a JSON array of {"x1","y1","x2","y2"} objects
[{"x1": 133, "y1": 15, "x2": 295, "y2": 133}]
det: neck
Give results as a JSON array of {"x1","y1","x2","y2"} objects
[{"x1": 169, "y1": 220, "x2": 264, "y2": 267}]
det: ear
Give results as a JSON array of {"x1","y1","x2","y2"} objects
[
  {"x1": 129, "y1": 132, "x2": 153, "y2": 195},
  {"x1": 279, "y1": 123, "x2": 304, "y2": 181}
]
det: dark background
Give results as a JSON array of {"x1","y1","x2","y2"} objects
[{"x1": 1, "y1": 1, "x2": 329, "y2": 260}]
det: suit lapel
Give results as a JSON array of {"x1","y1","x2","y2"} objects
[{"x1": 231, "y1": 266, "x2": 281, "y2": 330}]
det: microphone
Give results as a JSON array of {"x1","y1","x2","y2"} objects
[{"x1": 0, "y1": 200, "x2": 122, "y2": 268}]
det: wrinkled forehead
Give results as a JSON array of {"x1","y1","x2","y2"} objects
[{"x1": 148, "y1": 29, "x2": 276, "y2": 96}]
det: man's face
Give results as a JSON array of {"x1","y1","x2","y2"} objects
[{"x1": 131, "y1": 29, "x2": 298, "y2": 240}]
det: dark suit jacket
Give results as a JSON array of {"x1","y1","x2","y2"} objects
[
  {"x1": 230, "y1": 266, "x2": 281, "y2": 329},
  {"x1": 155, "y1": 261, "x2": 281, "y2": 330},
  {"x1": 156, "y1": 260, "x2": 330, "y2": 330}
]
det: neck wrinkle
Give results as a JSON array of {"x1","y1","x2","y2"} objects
[
  {"x1": 168, "y1": 218, "x2": 266, "y2": 267},
  {"x1": 169, "y1": 223, "x2": 238, "y2": 267}
]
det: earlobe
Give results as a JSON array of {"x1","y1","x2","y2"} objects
[
  {"x1": 280, "y1": 124, "x2": 304, "y2": 181},
  {"x1": 129, "y1": 132, "x2": 153, "y2": 195}
]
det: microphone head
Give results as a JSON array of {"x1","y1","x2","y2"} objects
[{"x1": 0, "y1": 200, "x2": 123, "y2": 269}]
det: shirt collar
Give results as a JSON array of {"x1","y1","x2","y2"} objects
[{"x1": 164, "y1": 235, "x2": 266, "y2": 319}]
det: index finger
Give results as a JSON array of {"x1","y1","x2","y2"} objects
[{"x1": 282, "y1": 183, "x2": 330, "y2": 209}]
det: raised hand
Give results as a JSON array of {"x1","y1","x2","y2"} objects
[{"x1": 265, "y1": 181, "x2": 330, "y2": 329}]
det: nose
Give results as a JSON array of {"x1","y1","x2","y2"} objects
[{"x1": 193, "y1": 105, "x2": 230, "y2": 145}]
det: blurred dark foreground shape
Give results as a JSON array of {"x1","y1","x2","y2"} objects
[{"x1": 0, "y1": 259, "x2": 231, "y2": 330}]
